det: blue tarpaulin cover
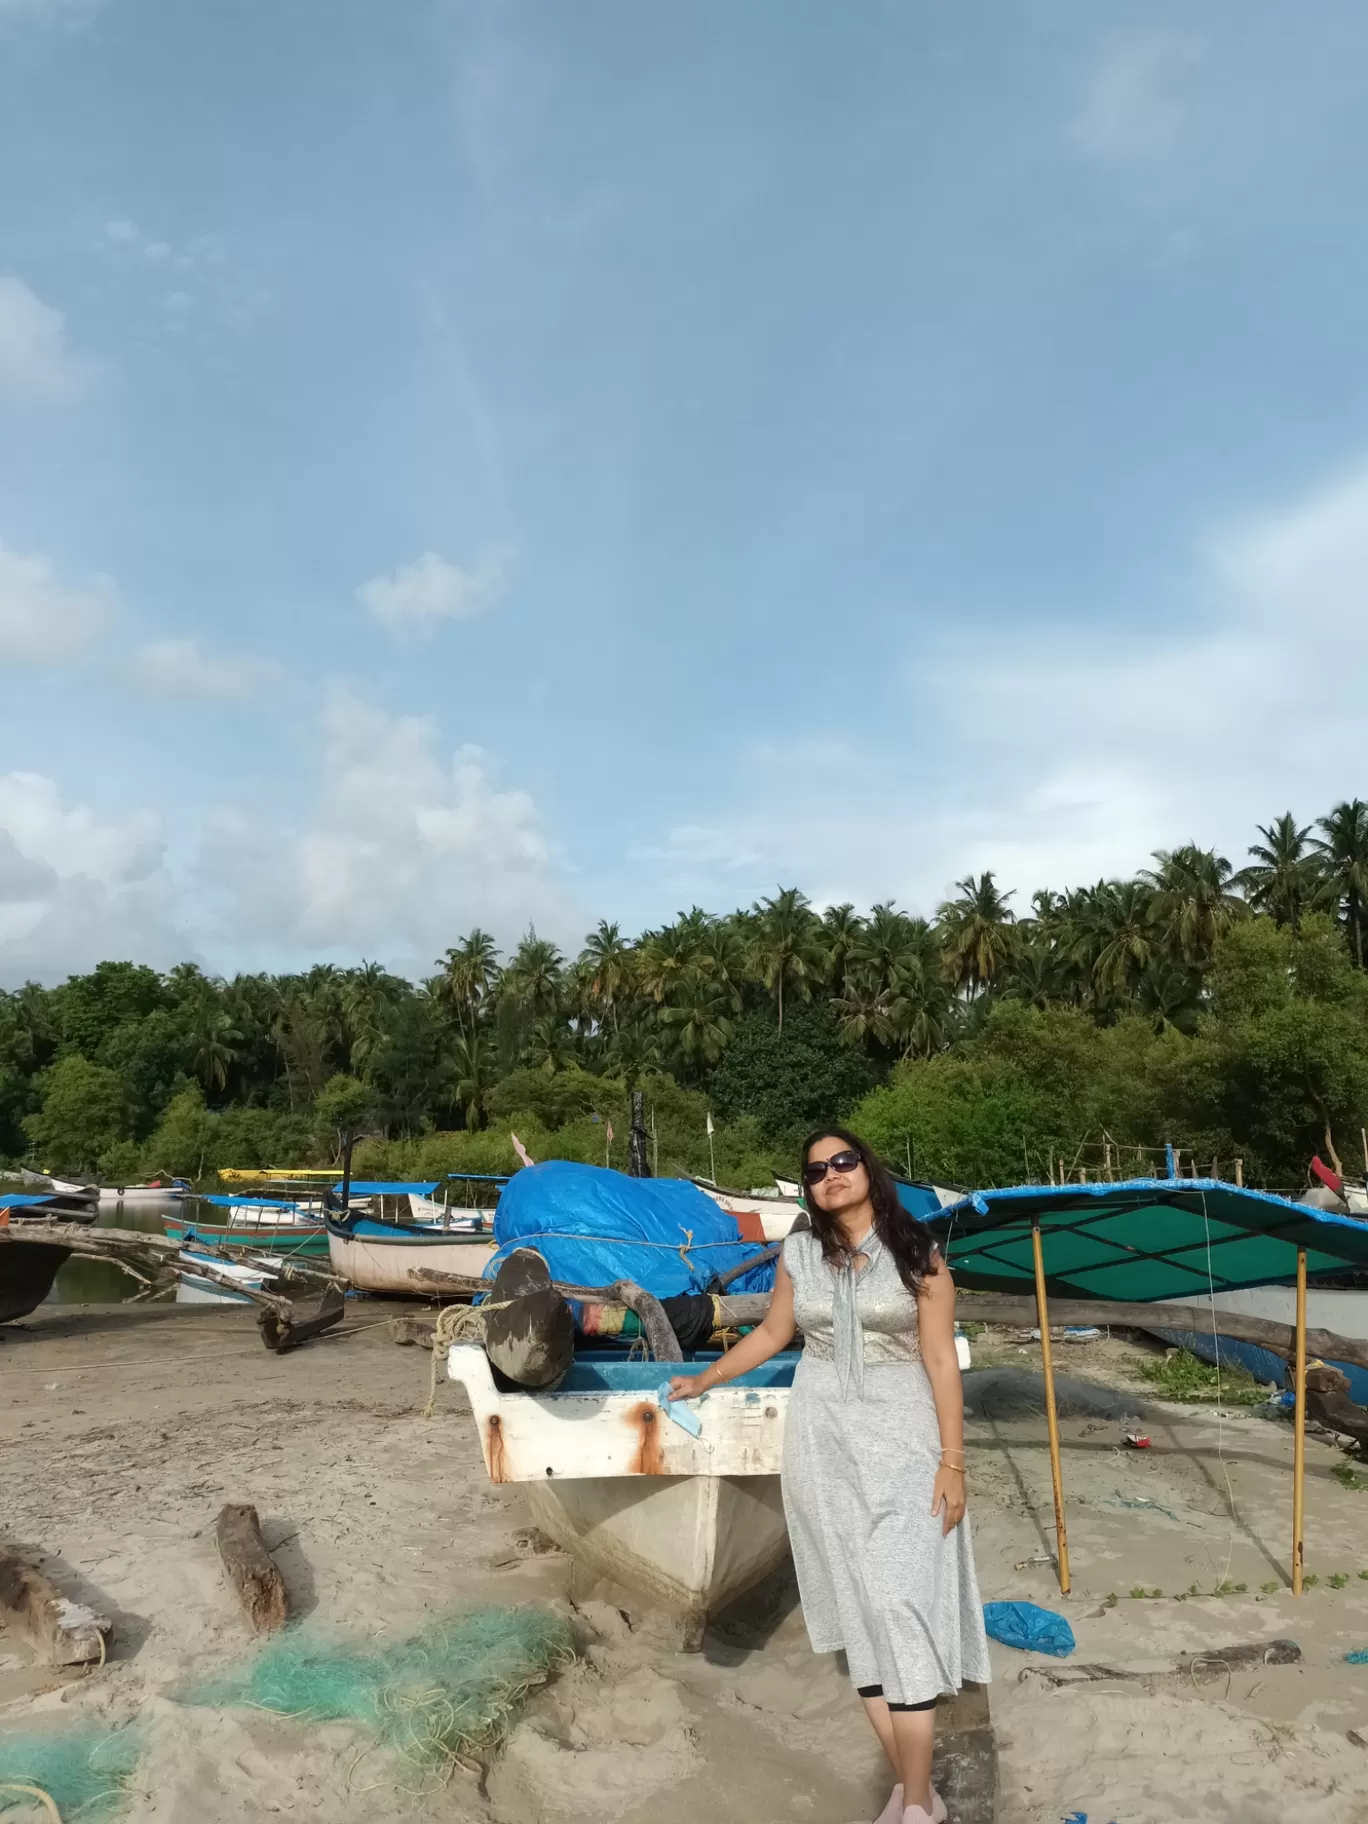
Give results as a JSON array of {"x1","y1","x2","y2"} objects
[
  {"x1": 333, "y1": 1181, "x2": 441, "y2": 1197},
  {"x1": 488, "y1": 1161, "x2": 776, "y2": 1296},
  {"x1": 982, "y1": 1600, "x2": 1075, "y2": 1657}
]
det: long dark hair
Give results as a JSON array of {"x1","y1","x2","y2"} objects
[{"x1": 799, "y1": 1125, "x2": 937, "y2": 1294}]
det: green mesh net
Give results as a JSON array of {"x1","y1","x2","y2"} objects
[
  {"x1": 0, "y1": 1725, "x2": 143, "y2": 1821},
  {"x1": 187, "y1": 1605, "x2": 575, "y2": 1768}
]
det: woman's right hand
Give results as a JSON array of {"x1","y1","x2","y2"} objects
[{"x1": 668, "y1": 1372, "x2": 710, "y2": 1400}]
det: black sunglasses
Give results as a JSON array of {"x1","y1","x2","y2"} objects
[{"x1": 802, "y1": 1149, "x2": 863, "y2": 1186}]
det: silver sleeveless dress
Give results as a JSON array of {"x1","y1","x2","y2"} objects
[{"x1": 780, "y1": 1228, "x2": 991, "y2": 1704}]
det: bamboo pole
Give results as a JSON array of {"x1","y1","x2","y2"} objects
[
  {"x1": 1292, "y1": 1246, "x2": 1307, "y2": 1595},
  {"x1": 1031, "y1": 1217, "x2": 1070, "y2": 1594}
]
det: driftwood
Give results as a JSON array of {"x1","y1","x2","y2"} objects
[
  {"x1": 214, "y1": 1504, "x2": 289, "y2": 1633},
  {"x1": 1305, "y1": 1363, "x2": 1368, "y2": 1446},
  {"x1": 957, "y1": 1293, "x2": 1368, "y2": 1376},
  {"x1": 0, "y1": 1544, "x2": 111, "y2": 1667},
  {"x1": 1021, "y1": 1636, "x2": 1300, "y2": 1689},
  {"x1": 608, "y1": 1280, "x2": 682, "y2": 1362}
]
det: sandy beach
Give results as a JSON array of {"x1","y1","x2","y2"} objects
[{"x1": 4, "y1": 1305, "x2": 1368, "y2": 1823}]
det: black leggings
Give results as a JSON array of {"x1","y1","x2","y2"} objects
[{"x1": 857, "y1": 1684, "x2": 936, "y2": 1714}]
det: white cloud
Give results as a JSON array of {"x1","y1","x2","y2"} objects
[
  {"x1": 133, "y1": 639, "x2": 281, "y2": 700},
  {"x1": 358, "y1": 550, "x2": 507, "y2": 632},
  {"x1": 0, "y1": 275, "x2": 87, "y2": 400},
  {"x1": 1075, "y1": 33, "x2": 1203, "y2": 163},
  {"x1": 631, "y1": 463, "x2": 1368, "y2": 918},
  {"x1": 0, "y1": 542, "x2": 112, "y2": 660},
  {"x1": 200, "y1": 689, "x2": 576, "y2": 970},
  {"x1": 0, "y1": 773, "x2": 186, "y2": 986}
]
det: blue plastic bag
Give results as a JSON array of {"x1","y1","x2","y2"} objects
[{"x1": 982, "y1": 1600, "x2": 1075, "y2": 1657}]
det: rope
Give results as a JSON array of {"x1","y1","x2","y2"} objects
[
  {"x1": 422, "y1": 1301, "x2": 515, "y2": 1418},
  {"x1": 0, "y1": 1784, "x2": 62, "y2": 1822}
]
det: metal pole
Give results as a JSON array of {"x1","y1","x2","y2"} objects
[
  {"x1": 1292, "y1": 1246, "x2": 1307, "y2": 1595},
  {"x1": 1031, "y1": 1217, "x2": 1071, "y2": 1594},
  {"x1": 709, "y1": 1130, "x2": 716, "y2": 1184}
]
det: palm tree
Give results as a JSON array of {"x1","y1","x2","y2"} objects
[
  {"x1": 938, "y1": 872, "x2": 1016, "y2": 995},
  {"x1": 504, "y1": 929, "x2": 564, "y2": 1018},
  {"x1": 438, "y1": 929, "x2": 500, "y2": 1038},
  {"x1": 659, "y1": 969, "x2": 735, "y2": 1071},
  {"x1": 580, "y1": 921, "x2": 632, "y2": 1030},
  {"x1": 1312, "y1": 800, "x2": 1368, "y2": 966},
  {"x1": 604, "y1": 1015, "x2": 662, "y2": 1090},
  {"x1": 818, "y1": 903, "x2": 865, "y2": 998},
  {"x1": 697, "y1": 921, "x2": 748, "y2": 1013},
  {"x1": 1134, "y1": 959, "x2": 1202, "y2": 1035},
  {"x1": 524, "y1": 1012, "x2": 572, "y2": 1075},
  {"x1": 1141, "y1": 846, "x2": 1244, "y2": 966},
  {"x1": 452, "y1": 1029, "x2": 497, "y2": 1128},
  {"x1": 188, "y1": 988, "x2": 242, "y2": 1094},
  {"x1": 747, "y1": 887, "x2": 821, "y2": 1032},
  {"x1": 636, "y1": 922, "x2": 698, "y2": 1005},
  {"x1": 833, "y1": 966, "x2": 892, "y2": 1048},
  {"x1": 1089, "y1": 880, "x2": 1157, "y2": 1003},
  {"x1": 343, "y1": 961, "x2": 404, "y2": 1073},
  {"x1": 1239, "y1": 814, "x2": 1324, "y2": 931},
  {"x1": 885, "y1": 951, "x2": 956, "y2": 1058},
  {"x1": 851, "y1": 902, "x2": 921, "y2": 995},
  {"x1": 999, "y1": 943, "x2": 1061, "y2": 1010}
]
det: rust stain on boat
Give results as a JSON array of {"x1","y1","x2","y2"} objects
[
  {"x1": 486, "y1": 1413, "x2": 507, "y2": 1483},
  {"x1": 629, "y1": 1401, "x2": 666, "y2": 1475}
]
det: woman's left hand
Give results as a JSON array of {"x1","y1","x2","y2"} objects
[{"x1": 931, "y1": 1466, "x2": 966, "y2": 1536}]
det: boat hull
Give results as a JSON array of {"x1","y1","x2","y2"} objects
[
  {"x1": 448, "y1": 1345, "x2": 795, "y2": 1631},
  {"x1": 327, "y1": 1224, "x2": 495, "y2": 1294},
  {"x1": 526, "y1": 1472, "x2": 789, "y2": 1626},
  {"x1": 166, "y1": 1221, "x2": 328, "y2": 1257},
  {"x1": 1152, "y1": 1283, "x2": 1368, "y2": 1405},
  {"x1": 0, "y1": 1237, "x2": 70, "y2": 1322}
]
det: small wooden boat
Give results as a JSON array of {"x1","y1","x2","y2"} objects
[
  {"x1": 325, "y1": 1208, "x2": 496, "y2": 1294},
  {"x1": 0, "y1": 1226, "x2": 69, "y2": 1321},
  {"x1": 695, "y1": 1183, "x2": 803, "y2": 1242},
  {"x1": 175, "y1": 1248, "x2": 276, "y2": 1305},
  {"x1": 165, "y1": 1220, "x2": 328, "y2": 1258},
  {"x1": 98, "y1": 1179, "x2": 189, "y2": 1208},
  {"x1": 448, "y1": 1344, "x2": 797, "y2": 1641},
  {"x1": 1152, "y1": 1278, "x2": 1368, "y2": 1405}
]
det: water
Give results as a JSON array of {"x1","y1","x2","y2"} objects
[{"x1": 48, "y1": 1196, "x2": 189, "y2": 1304}]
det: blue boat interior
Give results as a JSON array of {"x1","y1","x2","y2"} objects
[{"x1": 553, "y1": 1349, "x2": 800, "y2": 1394}]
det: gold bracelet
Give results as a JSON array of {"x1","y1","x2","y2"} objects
[{"x1": 938, "y1": 1462, "x2": 966, "y2": 1476}]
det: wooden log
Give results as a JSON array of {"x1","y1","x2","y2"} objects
[
  {"x1": 956, "y1": 1293, "x2": 1368, "y2": 1375},
  {"x1": 0, "y1": 1545, "x2": 111, "y2": 1667},
  {"x1": 1305, "y1": 1363, "x2": 1368, "y2": 1446},
  {"x1": 214, "y1": 1504, "x2": 289, "y2": 1633},
  {"x1": 1021, "y1": 1637, "x2": 1301, "y2": 1688},
  {"x1": 257, "y1": 1283, "x2": 346, "y2": 1353},
  {"x1": 608, "y1": 1279, "x2": 682, "y2": 1362}
]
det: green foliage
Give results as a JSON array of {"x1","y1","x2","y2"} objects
[
  {"x1": 24, "y1": 1055, "x2": 132, "y2": 1174},
  {"x1": 711, "y1": 1001, "x2": 876, "y2": 1148},
  {"x1": 1132, "y1": 1346, "x2": 1263, "y2": 1405}
]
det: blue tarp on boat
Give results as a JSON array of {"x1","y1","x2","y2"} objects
[
  {"x1": 487, "y1": 1161, "x2": 776, "y2": 1297},
  {"x1": 333, "y1": 1181, "x2": 441, "y2": 1197}
]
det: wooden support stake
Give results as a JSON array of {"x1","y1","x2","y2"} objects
[
  {"x1": 215, "y1": 1503, "x2": 289, "y2": 1633},
  {"x1": 1031, "y1": 1218, "x2": 1070, "y2": 1594},
  {"x1": 1292, "y1": 1247, "x2": 1307, "y2": 1596}
]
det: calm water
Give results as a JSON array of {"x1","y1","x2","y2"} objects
[{"x1": 48, "y1": 1196, "x2": 190, "y2": 1304}]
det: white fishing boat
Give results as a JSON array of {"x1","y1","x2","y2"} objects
[
  {"x1": 325, "y1": 1207, "x2": 496, "y2": 1294},
  {"x1": 448, "y1": 1344, "x2": 797, "y2": 1642},
  {"x1": 174, "y1": 1249, "x2": 274, "y2": 1305},
  {"x1": 97, "y1": 1179, "x2": 190, "y2": 1208},
  {"x1": 697, "y1": 1183, "x2": 803, "y2": 1242}
]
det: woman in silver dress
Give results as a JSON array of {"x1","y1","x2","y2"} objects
[{"x1": 670, "y1": 1127, "x2": 989, "y2": 1824}]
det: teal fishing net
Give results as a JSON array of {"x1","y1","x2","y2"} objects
[
  {"x1": 0, "y1": 1725, "x2": 143, "y2": 1821},
  {"x1": 187, "y1": 1605, "x2": 575, "y2": 1768}
]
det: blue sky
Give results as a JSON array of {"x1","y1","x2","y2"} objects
[{"x1": 3, "y1": 0, "x2": 1368, "y2": 984}]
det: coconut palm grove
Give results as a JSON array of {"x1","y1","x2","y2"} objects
[{"x1": 7, "y1": 802, "x2": 1368, "y2": 1193}]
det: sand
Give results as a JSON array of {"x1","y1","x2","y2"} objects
[{"x1": 4, "y1": 1303, "x2": 1368, "y2": 1823}]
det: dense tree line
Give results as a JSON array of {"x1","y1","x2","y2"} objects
[{"x1": 4, "y1": 801, "x2": 1368, "y2": 1190}]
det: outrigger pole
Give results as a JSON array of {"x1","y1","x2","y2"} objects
[{"x1": 1031, "y1": 1215, "x2": 1071, "y2": 1594}]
